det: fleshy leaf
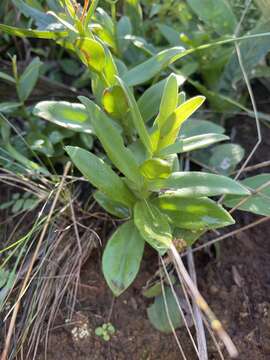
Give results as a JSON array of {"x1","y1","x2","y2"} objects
[
  {"x1": 154, "y1": 195, "x2": 235, "y2": 230},
  {"x1": 0, "y1": 23, "x2": 68, "y2": 39},
  {"x1": 158, "y1": 134, "x2": 229, "y2": 156},
  {"x1": 65, "y1": 146, "x2": 136, "y2": 207},
  {"x1": 116, "y1": 76, "x2": 153, "y2": 154},
  {"x1": 102, "y1": 221, "x2": 145, "y2": 296},
  {"x1": 140, "y1": 158, "x2": 171, "y2": 180},
  {"x1": 122, "y1": 46, "x2": 185, "y2": 86},
  {"x1": 148, "y1": 171, "x2": 250, "y2": 197},
  {"x1": 158, "y1": 96, "x2": 205, "y2": 150},
  {"x1": 147, "y1": 286, "x2": 183, "y2": 333},
  {"x1": 75, "y1": 37, "x2": 106, "y2": 73},
  {"x1": 186, "y1": 0, "x2": 237, "y2": 35},
  {"x1": 94, "y1": 191, "x2": 130, "y2": 219},
  {"x1": 223, "y1": 174, "x2": 270, "y2": 216},
  {"x1": 134, "y1": 200, "x2": 172, "y2": 254},
  {"x1": 18, "y1": 58, "x2": 42, "y2": 102},
  {"x1": 102, "y1": 86, "x2": 129, "y2": 120},
  {"x1": 33, "y1": 101, "x2": 93, "y2": 133},
  {"x1": 154, "y1": 73, "x2": 179, "y2": 129},
  {"x1": 79, "y1": 96, "x2": 143, "y2": 186}
]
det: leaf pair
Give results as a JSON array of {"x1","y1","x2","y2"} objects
[{"x1": 145, "y1": 74, "x2": 206, "y2": 155}]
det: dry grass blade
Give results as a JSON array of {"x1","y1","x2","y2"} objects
[
  {"x1": 160, "y1": 256, "x2": 200, "y2": 359},
  {"x1": 159, "y1": 261, "x2": 188, "y2": 360},
  {"x1": 1, "y1": 162, "x2": 71, "y2": 360}
]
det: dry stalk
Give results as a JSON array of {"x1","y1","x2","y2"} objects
[
  {"x1": 187, "y1": 248, "x2": 208, "y2": 360},
  {"x1": 169, "y1": 243, "x2": 238, "y2": 358}
]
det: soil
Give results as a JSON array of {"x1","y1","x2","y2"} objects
[
  {"x1": 36, "y1": 218, "x2": 270, "y2": 360},
  {"x1": 37, "y1": 90, "x2": 270, "y2": 360}
]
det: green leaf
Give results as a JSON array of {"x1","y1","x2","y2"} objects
[
  {"x1": 158, "y1": 96, "x2": 205, "y2": 150},
  {"x1": 182, "y1": 134, "x2": 229, "y2": 153},
  {"x1": 18, "y1": 57, "x2": 42, "y2": 102},
  {"x1": 148, "y1": 171, "x2": 250, "y2": 197},
  {"x1": 27, "y1": 132, "x2": 54, "y2": 157},
  {"x1": 123, "y1": 0, "x2": 143, "y2": 35},
  {"x1": 138, "y1": 75, "x2": 186, "y2": 123},
  {"x1": 93, "y1": 10, "x2": 116, "y2": 51},
  {"x1": 150, "y1": 74, "x2": 179, "y2": 151},
  {"x1": 126, "y1": 141, "x2": 147, "y2": 166},
  {"x1": 140, "y1": 158, "x2": 171, "y2": 180},
  {"x1": 143, "y1": 282, "x2": 163, "y2": 298},
  {"x1": 0, "y1": 102, "x2": 21, "y2": 114},
  {"x1": 117, "y1": 16, "x2": 132, "y2": 53},
  {"x1": 157, "y1": 23, "x2": 182, "y2": 47},
  {"x1": 94, "y1": 191, "x2": 130, "y2": 219},
  {"x1": 33, "y1": 101, "x2": 93, "y2": 133},
  {"x1": 0, "y1": 114, "x2": 49, "y2": 175},
  {"x1": 219, "y1": 20, "x2": 270, "y2": 94},
  {"x1": 147, "y1": 286, "x2": 183, "y2": 333},
  {"x1": 102, "y1": 48, "x2": 119, "y2": 86},
  {"x1": 208, "y1": 143, "x2": 245, "y2": 174},
  {"x1": 5, "y1": 142, "x2": 49, "y2": 174},
  {"x1": 134, "y1": 200, "x2": 172, "y2": 254},
  {"x1": 102, "y1": 86, "x2": 129, "y2": 120},
  {"x1": 0, "y1": 269, "x2": 10, "y2": 288},
  {"x1": 181, "y1": 119, "x2": 225, "y2": 138},
  {"x1": 12, "y1": 0, "x2": 57, "y2": 29},
  {"x1": 75, "y1": 37, "x2": 106, "y2": 73},
  {"x1": 154, "y1": 195, "x2": 235, "y2": 230},
  {"x1": 122, "y1": 46, "x2": 185, "y2": 86},
  {"x1": 224, "y1": 174, "x2": 270, "y2": 216},
  {"x1": 91, "y1": 48, "x2": 118, "y2": 103},
  {"x1": 154, "y1": 74, "x2": 179, "y2": 129},
  {"x1": 186, "y1": 0, "x2": 237, "y2": 35},
  {"x1": 102, "y1": 221, "x2": 145, "y2": 296},
  {"x1": 137, "y1": 79, "x2": 166, "y2": 123},
  {"x1": 0, "y1": 23, "x2": 68, "y2": 39},
  {"x1": 65, "y1": 146, "x2": 136, "y2": 207},
  {"x1": 0, "y1": 71, "x2": 15, "y2": 84},
  {"x1": 79, "y1": 96, "x2": 143, "y2": 185},
  {"x1": 116, "y1": 77, "x2": 153, "y2": 154},
  {"x1": 158, "y1": 134, "x2": 229, "y2": 156}
]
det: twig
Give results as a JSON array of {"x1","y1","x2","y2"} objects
[
  {"x1": 69, "y1": 196, "x2": 83, "y2": 316},
  {"x1": 190, "y1": 216, "x2": 270, "y2": 255},
  {"x1": 230, "y1": 160, "x2": 270, "y2": 175},
  {"x1": 0, "y1": 162, "x2": 71, "y2": 360}
]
